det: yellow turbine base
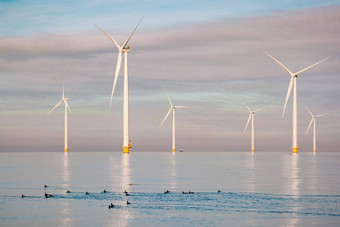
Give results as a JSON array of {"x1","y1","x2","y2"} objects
[
  {"x1": 251, "y1": 149, "x2": 254, "y2": 152},
  {"x1": 172, "y1": 148, "x2": 176, "y2": 152},
  {"x1": 64, "y1": 148, "x2": 69, "y2": 152},
  {"x1": 122, "y1": 145, "x2": 132, "y2": 154},
  {"x1": 313, "y1": 149, "x2": 316, "y2": 153},
  {"x1": 292, "y1": 147, "x2": 299, "y2": 153}
]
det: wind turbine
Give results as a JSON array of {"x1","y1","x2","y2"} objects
[
  {"x1": 48, "y1": 79, "x2": 72, "y2": 152},
  {"x1": 243, "y1": 103, "x2": 264, "y2": 152},
  {"x1": 305, "y1": 105, "x2": 327, "y2": 153},
  {"x1": 159, "y1": 90, "x2": 190, "y2": 152},
  {"x1": 263, "y1": 50, "x2": 328, "y2": 153},
  {"x1": 95, "y1": 17, "x2": 143, "y2": 153}
]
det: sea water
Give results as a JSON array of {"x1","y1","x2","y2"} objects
[{"x1": 0, "y1": 152, "x2": 340, "y2": 226}]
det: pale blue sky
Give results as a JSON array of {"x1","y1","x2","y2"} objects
[
  {"x1": 0, "y1": 0, "x2": 340, "y2": 152},
  {"x1": 1, "y1": 0, "x2": 339, "y2": 36}
]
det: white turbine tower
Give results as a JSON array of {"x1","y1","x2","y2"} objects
[
  {"x1": 159, "y1": 91, "x2": 190, "y2": 152},
  {"x1": 305, "y1": 105, "x2": 327, "y2": 153},
  {"x1": 263, "y1": 51, "x2": 328, "y2": 153},
  {"x1": 243, "y1": 103, "x2": 264, "y2": 153},
  {"x1": 95, "y1": 17, "x2": 143, "y2": 153},
  {"x1": 48, "y1": 80, "x2": 72, "y2": 152}
]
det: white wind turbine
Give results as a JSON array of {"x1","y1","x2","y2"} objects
[
  {"x1": 263, "y1": 51, "x2": 328, "y2": 153},
  {"x1": 243, "y1": 103, "x2": 264, "y2": 152},
  {"x1": 95, "y1": 17, "x2": 143, "y2": 153},
  {"x1": 159, "y1": 91, "x2": 190, "y2": 152},
  {"x1": 305, "y1": 105, "x2": 327, "y2": 153},
  {"x1": 48, "y1": 79, "x2": 72, "y2": 152}
]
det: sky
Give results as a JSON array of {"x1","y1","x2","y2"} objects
[{"x1": 1, "y1": 0, "x2": 340, "y2": 152}]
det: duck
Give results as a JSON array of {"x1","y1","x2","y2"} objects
[
  {"x1": 217, "y1": 190, "x2": 221, "y2": 193},
  {"x1": 108, "y1": 203, "x2": 114, "y2": 209},
  {"x1": 189, "y1": 191, "x2": 194, "y2": 194},
  {"x1": 44, "y1": 193, "x2": 52, "y2": 198},
  {"x1": 164, "y1": 190, "x2": 170, "y2": 194},
  {"x1": 103, "y1": 190, "x2": 107, "y2": 193},
  {"x1": 21, "y1": 194, "x2": 26, "y2": 198},
  {"x1": 85, "y1": 192, "x2": 89, "y2": 195},
  {"x1": 44, "y1": 185, "x2": 48, "y2": 188},
  {"x1": 126, "y1": 201, "x2": 131, "y2": 205},
  {"x1": 66, "y1": 190, "x2": 71, "y2": 193},
  {"x1": 124, "y1": 190, "x2": 128, "y2": 194},
  {"x1": 125, "y1": 193, "x2": 130, "y2": 196},
  {"x1": 182, "y1": 191, "x2": 188, "y2": 194}
]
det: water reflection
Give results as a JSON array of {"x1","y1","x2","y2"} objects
[
  {"x1": 170, "y1": 152, "x2": 177, "y2": 190},
  {"x1": 248, "y1": 153, "x2": 255, "y2": 193},
  {"x1": 108, "y1": 154, "x2": 134, "y2": 227},
  {"x1": 59, "y1": 153, "x2": 72, "y2": 227},
  {"x1": 121, "y1": 154, "x2": 131, "y2": 191},
  {"x1": 284, "y1": 153, "x2": 300, "y2": 226}
]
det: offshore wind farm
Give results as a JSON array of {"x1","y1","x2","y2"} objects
[{"x1": 1, "y1": 0, "x2": 340, "y2": 226}]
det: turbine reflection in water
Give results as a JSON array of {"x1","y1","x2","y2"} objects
[
  {"x1": 170, "y1": 152, "x2": 177, "y2": 191},
  {"x1": 285, "y1": 153, "x2": 300, "y2": 226},
  {"x1": 60, "y1": 152, "x2": 72, "y2": 226}
]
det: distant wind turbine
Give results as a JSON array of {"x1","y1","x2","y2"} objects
[
  {"x1": 243, "y1": 102, "x2": 264, "y2": 152},
  {"x1": 305, "y1": 105, "x2": 327, "y2": 153},
  {"x1": 95, "y1": 17, "x2": 143, "y2": 153},
  {"x1": 159, "y1": 90, "x2": 190, "y2": 152},
  {"x1": 48, "y1": 79, "x2": 72, "y2": 152},
  {"x1": 263, "y1": 50, "x2": 328, "y2": 153}
]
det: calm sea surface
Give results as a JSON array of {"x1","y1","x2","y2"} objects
[{"x1": 1, "y1": 152, "x2": 340, "y2": 226}]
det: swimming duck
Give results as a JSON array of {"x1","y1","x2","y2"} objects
[
  {"x1": 127, "y1": 201, "x2": 131, "y2": 205},
  {"x1": 217, "y1": 190, "x2": 221, "y2": 193},
  {"x1": 44, "y1": 193, "x2": 52, "y2": 198},
  {"x1": 189, "y1": 191, "x2": 194, "y2": 194},
  {"x1": 125, "y1": 193, "x2": 130, "y2": 196},
  {"x1": 108, "y1": 203, "x2": 114, "y2": 209},
  {"x1": 66, "y1": 190, "x2": 71, "y2": 193},
  {"x1": 21, "y1": 194, "x2": 26, "y2": 198},
  {"x1": 164, "y1": 190, "x2": 170, "y2": 194},
  {"x1": 85, "y1": 192, "x2": 89, "y2": 195},
  {"x1": 103, "y1": 190, "x2": 107, "y2": 193}
]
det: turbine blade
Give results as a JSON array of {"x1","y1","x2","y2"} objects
[
  {"x1": 244, "y1": 113, "x2": 252, "y2": 134},
  {"x1": 62, "y1": 78, "x2": 65, "y2": 99},
  {"x1": 122, "y1": 16, "x2": 144, "y2": 49},
  {"x1": 304, "y1": 104, "x2": 314, "y2": 117},
  {"x1": 282, "y1": 76, "x2": 294, "y2": 118},
  {"x1": 65, "y1": 101, "x2": 72, "y2": 113},
  {"x1": 315, "y1": 113, "x2": 328, "y2": 118},
  {"x1": 263, "y1": 50, "x2": 293, "y2": 75},
  {"x1": 110, "y1": 51, "x2": 122, "y2": 107},
  {"x1": 94, "y1": 24, "x2": 121, "y2": 49},
  {"x1": 306, "y1": 118, "x2": 314, "y2": 135},
  {"x1": 48, "y1": 99, "x2": 63, "y2": 114},
  {"x1": 243, "y1": 102, "x2": 251, "y2": 113},
  {"x1": 163, "y1": 89, "x2": 173, "y2": 107},
  {"x1": 254, "y1": 107, "x2": 265, "y2": 113},
  {"x1": 295, "y1": 57, "x2": 329, "y2": 75},
  {"x1": 175, "y1": 106, "x2": 191, "y2": 108},
  {"x1": 159, "y1": 108, "x2": 172, "y2": 128}
]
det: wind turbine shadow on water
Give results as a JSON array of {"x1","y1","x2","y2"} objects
[
  {"x1": 48, "y1": 79, "x2": 72, "y2": 152},
  {"x1": 95, "y1": 17, "x2": 143, "y2": 154},
  {"x1": 263, "y1": 51, "x2": 328, "y2": 153}
]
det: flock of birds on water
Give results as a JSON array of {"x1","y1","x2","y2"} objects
[{"x1": 20, "y1": 184, "x2": 223, "y2": 209}]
